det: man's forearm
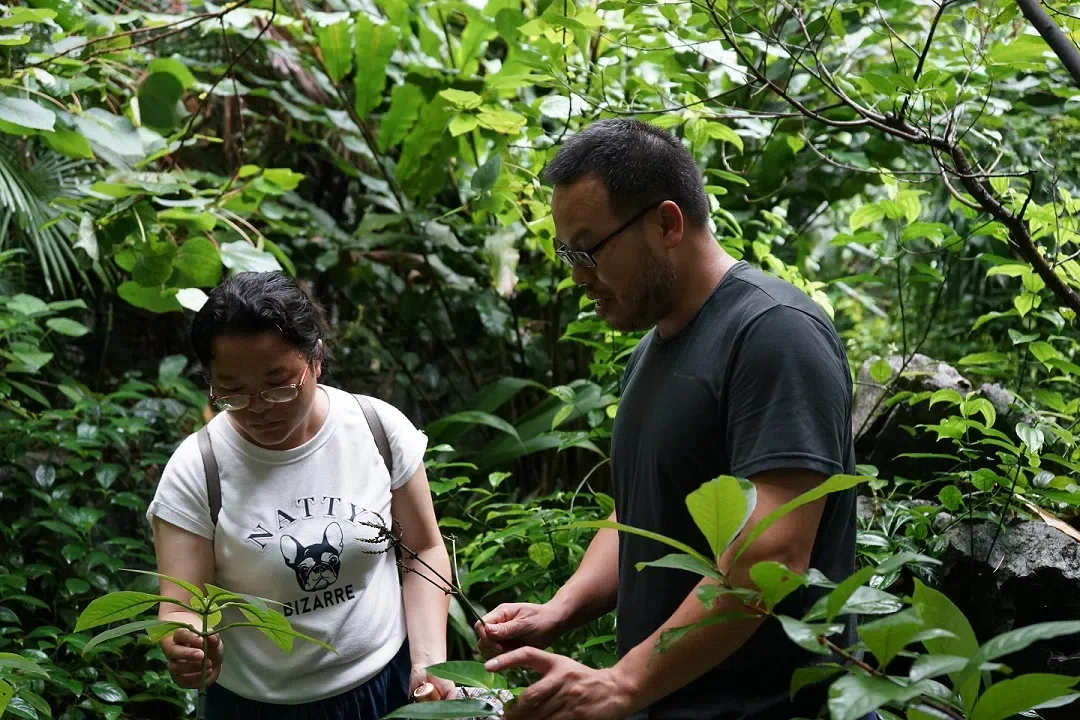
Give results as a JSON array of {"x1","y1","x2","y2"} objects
[
  {"x1": 612, "y1": 576, "x2": 765, "y2": 715},
  {"x1": 549, "y1": 512, "x2": 619, "y2": 632}
]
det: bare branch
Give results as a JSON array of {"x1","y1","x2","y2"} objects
[{"x1": 1019, "y1": 0, "x2": 1080, "y2": 85}]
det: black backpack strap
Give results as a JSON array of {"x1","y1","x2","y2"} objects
[
  {"x1": 355, "y1": 394, "x2": 393, "y2": 479},
  {"x1": 197, "y1": 425, "x2": 221, "y2": 527}
]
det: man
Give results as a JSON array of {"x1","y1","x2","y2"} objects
[{"x1": 474, "y1": 119, "x2": 860, "y2": 720}]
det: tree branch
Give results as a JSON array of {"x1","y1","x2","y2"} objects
[{"x1": 1018, "y1": 0, "x2": 1080, "y2": 86}]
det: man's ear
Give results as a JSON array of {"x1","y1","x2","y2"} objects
[{"x1": 658, "y1": 200, "x2": 685, "y2": 250}]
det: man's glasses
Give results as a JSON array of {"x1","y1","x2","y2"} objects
[
  {"x1": 210, "y1": 364, "x2": 309, "y2": 412},
  {"x1": 555, "y1": 201, "x2": 664, "y2": 270}
]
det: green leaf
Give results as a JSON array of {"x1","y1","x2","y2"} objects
[
  {"x1": 858, "y1": 608, "x2": 925, "y2": 668},
  {"x1": 565, "y1": 520, "x2": 712, "y2": 567},
  {"x1": 425, "y1": 661, "x2": 507, "y2": 690},
  {"x1": 117, "y1": 282, "x2": 181, "y2": 313},
  {"x1": 527, "y1": 542, "x2": 554, "y2": 569},
  {"x1": 912, "y1": 579, "x2": 979, "y2": 712},
  {"x1": 476, "y1": 108, "x2": 527, "y2": 134},
  {"x1": 1016, "y1": 423, "x2": 1044, "y2": 454},
  {"x1": 637, "y1": 553, "x2": 723, "y2": 582},
  {"x1": 45, "y1": 318, "x2": 88, "y2": 337},
  {"x1": 687, "y1": 476, "x2": 756, "y2": 562},
  {"x1": 7, "y1": 294, "x2": 48, "y2": 315},
  {"x1": 172, "y1": 237, "x2": 222, "y2": 287},
  {"x1": 0, "y1": 97, "x2": 55, "y2": 132},
  {"x1": 316, "y1": 20, "x2": 353, "y2": 83},
  {"x1": 133, "y1": 240, "x2": 177, "y2": 286},
  {"x1": 439, "y1": 89, "x2": 484, "y2": 110},
  {"x1": 955, "y1": 621, "x2": 1080, "y2": 692},
  {"x1": 826, "y1": 565, "x2": 876, "y2": 621},
  {"x1": 428, "y1": 411, "x2": 520, "y2": 441},
  {"x1": 957, "y1": 352, "x2": 1008, "y2": 366},
  {"x1": 863, "y1": 71, "x2": 895, "y2": 95},
  {"x1": 657, "y1": 611, "x2": 759, "y2": 652},
  {"x1": 381, "y1": 699, "x2": 497, "y2": 718},
  {"x1": 777, "y1": 616, "x2": 845, "y2": 655},
  {"x1": 875, "y1": 552, "x2": 941, "y2": 575},
  {"x1": 0, "y1": 653, "x2": 48, "y2": 679},
  {"x1": 850, "y1": 204, "x2": 885, "y2": 231},
  {"x1": 472, "y1": 152, "x2": 502, "y2": 194},
  {"x1": 219, "y1": 241, "x2": 283, "y2": 273},
  {"x1": 121, "y1": 569, "x2": 205, "y2": 601},
  {"x1": 0, "y1": 8, "x2": 57, "y2": 26},
  {"x1": 970, "y1": 675, "x2": 1079, "y2": 720},
  {"x1": 736, "y1": 475, "x2": 867, "y2": 562},
  {"x1": 750, "y1": 561, "x2": 807, "y2": 610},
  {"x1": 1029, "y1": 341, "x2": 1060, "y2": 364},
  {"x1": 158, "y1": 209, "x2": 216, "y2": 232},
  {"x1": 147, "y1": 57, "x2": 196, "y2": 89},
  {"x1": 937, "y1": 485, "x2": 963, "y2": 511},
  {"x1": 82, "y1": 619, "x2": 180, "y2": 656},
  {"x1": 449, "y1": 114, "x2": 479, "y2": 137},
  {"x1": 42, "y1": 128, "x2": 93, "y2": 159},
  {"x1": 138, "y1": 72, "x2": 185, "y2": 132},
  {"x1": 91, "y1": 681, "x2": 127, "y2": 703},
  {"x1": 0, "y1": 680, "x2": 11, "y2": 717},
  {"x1": 704, "y1": 121, "x2": 744, "y2": 152},
  {"x1": 828, "y1": 675, "x2": 929, "y2": 720},
  {"x1": 986, "y1": 263, "x2": 1029, "y2": 278},
  {"x1": 354, "y1": 15, "x2": 398, "y2": 116},
  {"x1": 869, "y1": 358, "x2": 893, "y2": 384},
  {"x1": 74, "y1": 591, "x2": 170, "y2": 632},
  {"x1": 928, "y1": 389, "x2": 962, "y2": 408},
  {"x1": 790, "y1": 664, "x2": 844, "y2": 700}
]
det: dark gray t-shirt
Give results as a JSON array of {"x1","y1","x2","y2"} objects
[{"x1": 611, "y1": 261, "x2": 857, "y2": 720}]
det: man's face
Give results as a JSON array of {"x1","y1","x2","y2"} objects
[{"x1": 551, "y1": 176, "x2": 677, "y2": 332}]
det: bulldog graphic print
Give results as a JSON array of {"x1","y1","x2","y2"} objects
[{"x1": 280, "y1": 522, "x2": 344, "y2": 592}]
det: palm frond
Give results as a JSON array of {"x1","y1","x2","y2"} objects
[{"x1": 0, "y1": 139, "x2": 91, "y2": 297}]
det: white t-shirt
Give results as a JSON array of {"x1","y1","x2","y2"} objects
[{"x1": 146, "y1": 385, "x2": 427, "y2": 704}]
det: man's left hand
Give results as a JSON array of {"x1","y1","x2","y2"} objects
[{"x1": 485, "y1": 647, "x2": 634, "y2": 720}]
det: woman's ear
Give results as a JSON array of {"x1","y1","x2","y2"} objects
[{"x1": 314, "y1": 339, "x2": 324, "y2": 378}]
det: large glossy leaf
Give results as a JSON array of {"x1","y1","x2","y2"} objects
[
  {"x1": 172, "y1": 237, "x2": 222, "y2": 287},
  {"x1": 82, "y1": 619, "x2": 183, "y2": 656},
  {"x1": 121, "y1": 569, "x2": 205, "y2": 601},
  {"x1": 426, "y1": 661, "x2": 506, "y2": 690},
  {"x1": 686, "y1": 476, "x2": 756, "y2": 562},
  {"x1": 0, "y1": 679, "x2": 12, "y2": 716},
  {"x1": 776, "y1": 616, "x2": 845, "y2": 655},
  {"x1": 827, "y1": 675, "x2": 929, "y2": 720},
  {"x1": 354, "y1": 15, "x2": 397, "y2": 116},
  {"x1": 954, "y1": 620, "x2": 1080, "y2": 691},
  {"x1": 0, "y1": 97, "x2": 55, "y2": 132},
  {"x1": 74, "y1": 591, "x2": 171, "y2": 632},
  {"x1": 636, "y1": 553, "x2": 723, "y2": 582},
  {"x1": 657, "y1": 611, "x2": 758, "y2": 652},
  {"x1": 789, "y1": 664, "x2": 843, "y2": 701},
  {"x1": 427, "y1": 411, "x2": 521, "y2": 442},
  {"x1": 735, "y1": 475, "x2": 867, "y2": 562},
  {"x1": 826, "y1": 566, "x2": 876, "y2": 621},
  {"x1": 381, "y1": 700, "x2": 497, "y2": 718},
  {"x1": 566, "y1": 520, "x2": 712, "y2": 566},
  {"x1": 858, "y1": 609, "x2": 925, "y2": 669},
  {"x1": 912, "y1": 579, "x2": 979, "y2": 713},
  {"x1": 316, "y1": 20, "x2": 353, "y2": 83},
  {"x1": 219, "y1": 241, "x2": 283, "y2": 273},
  {"x1": 749, "y1": 561, "x2": 807, "y2": 611},
  {"x1": 970, "y1": 675, "x2": 1079, "y2": 720},
  {"x1": 0, "y1": 653, "x2": 48, "y2": 679}
]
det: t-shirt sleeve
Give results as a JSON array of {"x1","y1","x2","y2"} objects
[
  {"x1": 145, "y1": 433, "x2": 216, "y2": 541},
  {"x1": 726, "y1": 305, "x2": 852, "y2": 479},
  {"x1": 370, "y1": 397, "x2": 429, "y2": 490}
]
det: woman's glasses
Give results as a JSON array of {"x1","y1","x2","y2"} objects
[{"x1": 210, "y1": 365, "x2": 309, "y2": 412}]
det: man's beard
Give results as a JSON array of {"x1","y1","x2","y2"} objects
[{"x1": 608, "y1": 258, "x2": 677, "y2": 332}]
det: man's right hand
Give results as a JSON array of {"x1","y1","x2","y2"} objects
[
  {"x1": 162, "y1": 628, "x2": 224, "y2": 689},
  {"x1": 475, "y1": 602, "x2": 566, "y2": 659}
]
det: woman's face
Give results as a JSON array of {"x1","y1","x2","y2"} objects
[{"x1": 209, "y1": 331, "x2": 321, "y2": 449}]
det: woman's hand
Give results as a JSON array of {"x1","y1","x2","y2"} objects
[
  {"x1": 409, "y1": 665, "x2": 456, "y2": 702},
  {"x1": 162, "y1": 628, "x2": 224, "y2": 689}
]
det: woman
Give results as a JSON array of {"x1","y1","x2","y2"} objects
[{"x1": 146, "y1": 271, "x2": 455, "y2": 719}]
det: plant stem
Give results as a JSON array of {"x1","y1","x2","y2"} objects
[{"x1": 197, "y1": 608, "x2": 209, "y2": 719}]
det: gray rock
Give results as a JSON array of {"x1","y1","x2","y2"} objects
[{"x1": 938, "y1": 519, "x2": 1080, "y2": 716}]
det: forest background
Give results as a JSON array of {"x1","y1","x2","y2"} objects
[{"x1": 2, "y1": 0, "x2": 1080, "y2": 718}]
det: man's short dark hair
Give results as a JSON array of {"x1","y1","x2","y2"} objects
[{"x1": 542, "y1": 118, "x2": 710, "y2": 228}]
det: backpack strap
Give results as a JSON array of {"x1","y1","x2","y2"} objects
[
  {"x1": 197, "y1": 425, "x2": 221, "y2": 527},
  {"x1": 355, "y1": 394, "x2": 393, "y2": 479}
]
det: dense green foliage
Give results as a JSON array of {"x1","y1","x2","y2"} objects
[{"x1": 1, "y1": 0, "x2": 1079, "y2": 717}]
